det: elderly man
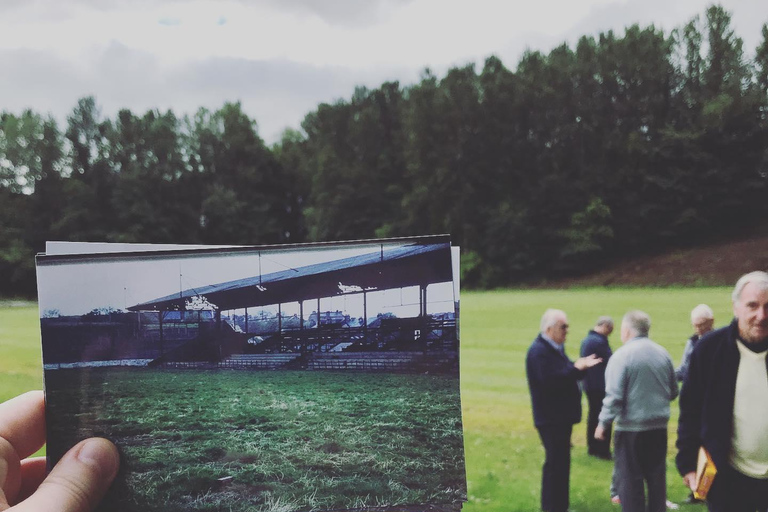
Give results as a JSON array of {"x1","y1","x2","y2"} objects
[
  {"x1": 676, "y1": 304, "x2": 715, "y2": 383},
  {"x1": 676, "y1": 271, "x2": 768, "y2": 512},
  {"x1": 527, "y1": 308, "x2": 602, "y2": 512},
  {"x1": 580, "y1": 316, "x2": 614, "y2": 460},
  {"x1": 676, "y1": 303, "x2": 715, "y2": 505},
  {"x1": 596, "y1": 310, "x2": 678, "y2": 512}
]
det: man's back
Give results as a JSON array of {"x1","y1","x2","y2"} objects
[
  {"x1": 580, "y1": 330, "x2": 612, "y2": 393},
  {"x1": 602, "y1": 337, "x2": 678, "y2": 432}
]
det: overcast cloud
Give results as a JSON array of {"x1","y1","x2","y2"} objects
[{"x1": 1, "y1": 0, "x2": 767, "y2": 144}]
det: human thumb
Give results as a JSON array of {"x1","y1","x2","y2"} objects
[{"x1": 14, "y1": 438, "x2": 119, "y2": 512}]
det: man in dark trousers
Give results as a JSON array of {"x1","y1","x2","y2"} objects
[
  {"x1": 596, "y1": 310, "x2": 678, "y2": 512},
  {"x1": 527, "y1": 308, "x2": 602, "y2": 512},
  {"x1": 580, "y1": 316, "x2": 614, "y2": 459},
  {"x1": 677, "y1": 271, "x2": 768, "y2": 512}
]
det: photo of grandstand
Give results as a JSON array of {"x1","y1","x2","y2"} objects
[{"x1": 36, "y1": 236, "x2": 466, "y2": 512}]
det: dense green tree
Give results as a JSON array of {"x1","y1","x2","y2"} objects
[
  {"x1": 301, "y1": 83, "x2": 408, "y2": 241},
  {"x1": 110, "y1": 108, "x2": 198, "y2": 243},
  {"x1": 272, "y1": 128, "x2": 310, "y2": 243},
  {"x1": 190, "y1": 102, "x2": 291, "y2": 245},
  {"x1": 56, "y1": 97, "x2": 116, "y2": 241},
  {"x1": 756, "y1": 24, "x2": 768, "y2": 96}
]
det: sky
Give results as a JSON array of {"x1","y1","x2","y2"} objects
[{"x1": 2, "y1": 0, "x2": 768, "y2": 146}]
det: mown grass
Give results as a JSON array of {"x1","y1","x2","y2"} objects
[
  {"x1": 460, "y1": 287, "x2": 733, "y2": 512},
  {"x1": 0, "y1": 302, "x2": 43, "y2": 403},
  {"x1": 1, "y1": 287, "x2": 735, "y2": 511},
  {"x1": 45, "y1": 368, "x2": 465, "y2": 512}
]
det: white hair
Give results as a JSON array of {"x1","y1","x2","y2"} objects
[
  {"x1": 622, "y1": 310, "x2": 651, "y2": 338},
  {"x1": 690, "y1": 304, "x2": 714, "y2": 323},
  {"x1": 540, "y1": 308, "x2": 566, "y2": 332},
  {"x1": 732, "y1": 271, "x2": 768, "y2": 303}
]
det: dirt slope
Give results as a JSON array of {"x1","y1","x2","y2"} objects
[{"x1": 548, "y1": 229, "x2": 768, "y2": 288}]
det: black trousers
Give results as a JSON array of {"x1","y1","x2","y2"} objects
[
  {"x1": 614, "y1": 429, "x2": 668, "y2": 512},
  {"x1": 707, "y1": 464, "x2": 768, "y2": 512},
  {"x1": 586, "y1": 390, "x2": 611, "y2": 457},
  {"x1": 537, "y1": 424, "x2": 572, "y2": 512}
]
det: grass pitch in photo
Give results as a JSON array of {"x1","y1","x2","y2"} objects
[
  {"x1": 46, "y1": 368, "x2": 465, "y2": 512},
  {"x1": 36, "y1": 237, "x2": 465, "y2": 512}
]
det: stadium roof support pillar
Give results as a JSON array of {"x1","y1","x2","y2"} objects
[
  {"x1": 158, "y1": 311, "x2": 165, "y2": 361},
  {"x1": 363, "y1": 290, "x2": 368, "y2": 344},
  {"x1": 278, "y1": 303, "x2": 282, "y2": 333}
]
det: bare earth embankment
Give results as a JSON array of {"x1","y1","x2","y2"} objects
[{"x1": 549, "y1": 227, "x2": 768, "y2": 288}]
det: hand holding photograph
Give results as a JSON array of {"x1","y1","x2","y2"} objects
[{"x1": 36, "y1": 236, "x2": 466, "y2": 512}]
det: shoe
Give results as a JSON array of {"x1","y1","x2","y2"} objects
[
  {"x1": 682, "y1": 493, "x2": 705, "y2": 505},
  {"x1": 666, "y1": 500, "x2": 679, "y2": 510},
  {"x1": 611, "y1": 495, "x2": 620, "y2": 505}
]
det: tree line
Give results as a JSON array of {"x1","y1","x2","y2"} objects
[{"x1": 2, "y1": 5, "x2": 767, "y2": 296}]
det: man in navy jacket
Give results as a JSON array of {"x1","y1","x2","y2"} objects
[
  {"x1": 527, "y1": 308, "x2": 602, "y2": 512},
  {"x1": 676, "y1": 271, "x2": 768, "y2": 512},
  {"x1": 580, "y1": 316, "x2": 614, "y2": 459}
]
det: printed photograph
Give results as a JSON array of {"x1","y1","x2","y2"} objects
[{"x1": 36, "y1": 236, "x2": 466, "y2": 512}]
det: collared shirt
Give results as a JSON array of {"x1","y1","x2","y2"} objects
[{"x1": 541, "y1": 332, "x2": 565, "y2": 355}]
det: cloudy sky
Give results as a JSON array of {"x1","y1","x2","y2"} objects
[{"x1": 2, "y1": 0, "x2": 767, "y2": 145}]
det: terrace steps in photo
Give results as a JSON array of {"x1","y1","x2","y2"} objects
[
  {"x1": 307, "y1": 350, "x2": 458, "y2": 372},
  {"x1": 218, "y1": 353, "x2": 300, "y2": 369}
]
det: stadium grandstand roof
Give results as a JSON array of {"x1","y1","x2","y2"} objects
[{"x1": 128, "y1": 241, "x2": 453, "y2": 312}]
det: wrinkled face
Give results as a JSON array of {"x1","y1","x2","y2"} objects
[
  {"x1": 733, "y1": 282, "x2": 768, "y2": 344},
  {"x1": 546, "y1": 315, "x2": 569, "y2": 345},
  {"x1": 692, "y1": 317, "x2": 714, "y2": 337}
]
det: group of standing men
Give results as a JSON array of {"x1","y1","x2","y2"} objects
[{"x1": 526, "y1": 270, "x2": 768, "y2": 512}]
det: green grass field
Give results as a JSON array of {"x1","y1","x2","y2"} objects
[
  {"x1": 1, "y1": 287, "x2": 735, "y2": 511},
  {"x1": 45, "y1": 368, "x2": 465, "y2": 512}
]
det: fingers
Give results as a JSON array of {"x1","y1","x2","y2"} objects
[
  {"x1": 0, "y1": 391, "x2": 46, "y2": 460},
  {"x1": 683, "y1": 471, "x2": 697, "y2": 492},
  {"x1": 14, "y1": 438, "x2": 119, "y2": 512},
  {"x1": 17, "y1": 458, "x2": 47, "y2": 504},
  {"x1": 0, "y1": 391, "x2": 46, "y2": 506}
]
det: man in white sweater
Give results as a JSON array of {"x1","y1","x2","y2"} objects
[
  {"x1": 595, "y1": 310, "x2": 678, "y2": 512},
  {"x1": 676, "y1": 271, "x2": 768, "y2": 512}
]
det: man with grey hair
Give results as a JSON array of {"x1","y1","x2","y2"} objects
[
  {"x1": 580, "y1": 316, "x2": 615, "y2": 460},
  {"x1": 676, "y1": 304, "x2": 715, "y2": 384},
  {"x1": 596, "y1": 310, "x2": 678, "y2": 512},
  {"x1": 676, "y1": 304, "x2": 715, "y2": 505},
  {"x1": 677, "y1": 271, "x2": 768, "y2": 511},
  {"x1": 527, "y1": 308, "x2": 602, "y2": 512}
]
